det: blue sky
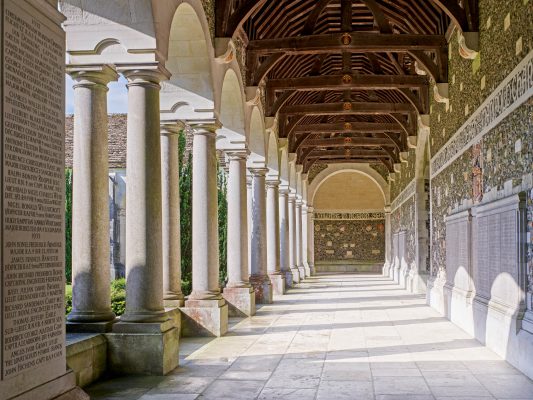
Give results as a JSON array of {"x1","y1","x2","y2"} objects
[{"x1": 65, "y1": 75, "x2": 129, "y2": 114}]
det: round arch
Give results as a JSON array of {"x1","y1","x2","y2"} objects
[
  {"x1": 217, "y1": 68, "x2": 246, "y2": 146},
  {"x1": 159, "y1": 1, "x2": 215, "y2": 120},
  {"x1": 248, "y1": 106, "x2": 267, "y2": 165},
  {"x1": 266, "y1": 131, "x2": 280, "y2": 178},
  {"x1": 309, "y1": 164, "x2": 390, "y2": 206}
]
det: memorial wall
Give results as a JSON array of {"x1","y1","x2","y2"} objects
[
  {"x1": 426, "y1": 0, "x2": 533, "y2": 379},
  {"x1": 0, "y1": 1, "x2": 78, "y2": 398}
]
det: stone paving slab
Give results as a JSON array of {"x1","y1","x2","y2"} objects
[{"x1": 85, "y1": 273, "x2": 533, "y2": 400}]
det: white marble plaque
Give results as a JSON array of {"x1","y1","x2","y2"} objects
[{"x1": 1, "y1": 0, "x2": 66, "y2": 396}]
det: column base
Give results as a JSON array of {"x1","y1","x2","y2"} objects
[
  {"x1": 180, "y1": 298, "x2": 229, "y2": 337},
  {"x1": 269, "y1": 273, "x2": 286, "y2": 295},
  {"x1": 223, "y1": 286, "x2": 256, "y2": 317},
  {"x1": 291, "y1": 267, "x2": 301, "y2": 283},
  {"x1": 283, "y1": 270, "x2": 294, "y2": 288},
  {"x1": 249, "y1": 274, "x2": 273, "y2": 304},
  {"x1": 107, "y1": 313, "x2": 180, "y2": 375},
  {"x1": 164, "y1": 292, "x2": 185, "y2": 308},
  {"x1": 298, "y1": 265, "x2": 306, "y2": 279}
]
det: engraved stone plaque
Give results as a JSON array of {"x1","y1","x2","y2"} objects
[
  {"x1": 445, "y1": 210, "x2": 472, "y2": 292},
  {"x1": 1, "y1": 1, "x2": 68, "y2": 398},
  {"x1": 473, "y1": 193, "x2": 526, "y2": 309}
]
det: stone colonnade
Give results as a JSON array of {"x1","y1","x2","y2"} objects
[{"x1": 66, "y1": 63, "x2": 315, "y2": 342}]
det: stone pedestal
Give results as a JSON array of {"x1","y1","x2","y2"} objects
[
  {"x1": 222, "y1": 286, "x2": 256, "y2": 317},
  {"x1": 181, "y1": 299, "x2": 229, "y2": 337},
  {"x1": 108, "y1": 316, "x2": 179, "y2": 375},
  {"x1": 269, "y1": 273, "x2": 286, "y2": 295},
  {"x1": 249, "y1": 275, "x2": 274, "y2": 304}
]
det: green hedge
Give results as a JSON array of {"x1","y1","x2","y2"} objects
[{"x1": 65, "y1": 278, "x2": 126, "y2": 316}]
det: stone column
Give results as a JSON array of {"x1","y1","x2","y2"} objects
[
  {"x1": 288, "y1": 193, "x2": 301, "y2": 283},
  {"x1": 222, "y1": 151, "x2": 255, "y2": 317},
  {"x1": 181, "y1": 123, "x2": 228, "y2": 337},
  {"x1": 279, "y1": 186, "x2": 293, "y2": 287},
  {"x1": 295, "y1": 198, "x2": 306, "y2": 279},
  {"x1": 119, "y1": 68, "x2": 168, "y2": 324},
  {"x1": 249, "y1": 167, "x2": 273, "y2": 304},
  {"x1": 383, "y1": 206, "x2": 393, "y2": 278},
  {"x1": 307, "y1": 206, "x2": 316, "y2": 275},
  {"x1": 247, "y1": 174, "x2": 253, "y2": 277},
  {"x1": 301, "y1": 203, "x2": 310, "y2": 278},
  {"x1": 67, "y1": 65, "x2": 117, "y2": 331},
  {"x1": 266, "y1": 179, "x2": 285, "y2": 294},
  {"x1": 160, "y1": 123, "x2": 184, "y2": 307},
  {"x1": 110, "y1": 66, "x2": 179, "y2": 376}
]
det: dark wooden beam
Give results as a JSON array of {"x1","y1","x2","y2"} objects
[
  {"x1": 306, "y1": 149, "x2": 390, "y2": 159},
  {"x1": 294, "y1": 122, "x2": 404, "y2": 134},
  {"x1": 304, "y1": 158, "x2": 394, "y2": 173},
  {"x1": 247, "y1": 32, "x2": 447, "y2": 55},
  {"x1": 216, "y1": 0, "x2": 267, "y2": 37},
  {"x1": 300, "y1": 137, "x2": 396, "y2": 148},
  {"x1": 267, "y1": 74, "x2": 429, "y2": 92},
  {"x1": 280, "y1": 102, "x2": 415, "y2": 116}
]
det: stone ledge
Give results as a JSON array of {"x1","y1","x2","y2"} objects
[{"x1": 66, "y1": 333, "x2": 107, "y2": 388}]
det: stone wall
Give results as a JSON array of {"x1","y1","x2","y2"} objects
[
  {"x1": 314, "y1": 213, "x2": 385, "y2": 264},
  {"x1": 391, "y1": 195, "x2": 417, "y2": 268}
]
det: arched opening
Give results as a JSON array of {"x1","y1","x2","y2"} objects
[
  {"x1": 217, "y1": 68, "x2": 246, "y2": 149},
  {"x1": 248, "y1": 106, "x2": 267, "y2": 166},
  {"x1": 160, "y1": 2, "x2": 214, "y2": 119},
  {"x1": 312, "y1": 170, "x2": 386, "y2": 274}
]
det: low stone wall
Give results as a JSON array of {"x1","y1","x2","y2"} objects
[{"x1": 66, "y1": 334, "x2": 107, "y2": 388}]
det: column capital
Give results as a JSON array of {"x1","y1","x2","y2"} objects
[
  {"x1": 190, "y1": 119, "x2": 222, "y2": 137},
  {"x1": 160, "y1": 121, "x2": 181, "y2": 136},
  {"x1": 279, "y1": 185, "x2": 290, "y2": 195},
  {"x1": 266, "y1": 179, "x2": 281, "y2": 188},
  {"x1": 67, "y1": 64, "x2": 118, "y2": 87},
  {"x1": 119, "y1": 63, "x2": 171, "y2": 85},
  {"x1": 249, "y1": 167, "x2": 269, "y2": 177},
  {"x1": 288, "y1": 192, "x2": 297, "y2": 202},
  {"x1": 384, "y1": 205, "x2": 391, "y2": 214},
  {"x1": 307, "y1": 206, "x2": 314, "y2": 214},
  {"x1": 225, "y1": 149, "x2": 249, "y2": 161}
]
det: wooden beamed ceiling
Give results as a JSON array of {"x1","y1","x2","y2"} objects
[{"x1": 216, "y1": 0, "x2": 478, "y2": 172}]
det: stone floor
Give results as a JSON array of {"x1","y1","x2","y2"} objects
[{"x1": 86, "y1": 273, "x2": 533, "y2": 400}]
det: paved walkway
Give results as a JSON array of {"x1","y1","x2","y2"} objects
[{"x1": 87, "y1": 273, "x2": 533, "y2": 400}]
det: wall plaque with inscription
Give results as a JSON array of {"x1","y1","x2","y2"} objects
[{"x1": 0, "y1": 1, "x2": 74, "y2": 399}]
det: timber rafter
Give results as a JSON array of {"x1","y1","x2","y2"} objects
[{"x1": 215, "y1": 0, "x2": 478, "y2": 170}]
